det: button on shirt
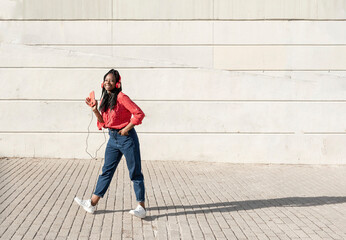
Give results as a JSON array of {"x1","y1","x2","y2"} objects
[{"x1": 97, "y1": 92, "x2": 145, "y2": 130}]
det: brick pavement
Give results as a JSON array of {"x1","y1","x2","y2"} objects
[{"x1": 0, "y1": 157, "x2": 345, "y2": 240}]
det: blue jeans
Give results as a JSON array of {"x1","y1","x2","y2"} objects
[{"x1": 93, "y1": 127, "x2": 145, "y2": 202}]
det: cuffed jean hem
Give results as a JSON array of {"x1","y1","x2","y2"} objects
[{"x1": 93, "y1": 193, "x2": 103, "y2": 198}]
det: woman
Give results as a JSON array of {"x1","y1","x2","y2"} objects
[{"x1": 74, "y1": 69, "x2": 146, "y2": 218}]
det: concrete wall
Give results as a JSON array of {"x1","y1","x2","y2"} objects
[{"x1": 0, "y1": 1, "x2": 345, "y2": 164}]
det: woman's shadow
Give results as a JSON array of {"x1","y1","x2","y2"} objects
[{"x1": 95, "y1": 196, "x2": 346, "y2": 221}]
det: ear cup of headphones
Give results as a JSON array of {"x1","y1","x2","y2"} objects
[
  {"x1": 101, "y1": 82, "x2": 104, "y2": 88},
  {"x1": 116, "y1": 75, "x2": 121, "y2": 88}
]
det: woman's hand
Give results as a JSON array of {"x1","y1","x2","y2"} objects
[
  {"x1": 118, "y1": 129, "x2": 129, "y2": 136},
  {"x1": 119, "y1": 123, "x2": 135, "y2": 136},
  {"x1": 85, "y1": 97, "x2": 98, "y2": 112}
]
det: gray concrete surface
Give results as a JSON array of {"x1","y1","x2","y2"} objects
[{"x1": 0, "y1": 157, "x2": 345, "y2": 240}]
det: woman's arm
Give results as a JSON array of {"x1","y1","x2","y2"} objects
[
  {"x1": 93, "y1": 108, "x2": 104, "y2": 123},
  {"x1": 121, "y1": 94, "x2": 145, "y2": 125},
  {"x1": 118, "y1": 93, "x2": 145, "y2": 136},
  {"x1": 86, "y1": 98, "x2": 104, "y2": 123}
]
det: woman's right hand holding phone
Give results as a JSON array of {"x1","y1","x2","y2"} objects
[{"x1": 85, "y1": 97, "x2": 98, "y2": 112}]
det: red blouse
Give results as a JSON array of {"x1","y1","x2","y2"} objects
[{"x1": 97, "y1": 92, "x2": 145, "y2": 130}]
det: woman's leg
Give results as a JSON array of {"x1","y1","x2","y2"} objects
[
  {"x1": 138, "y1": 201, "x2": 145, "y2": 209},
  {"x1": 93, "y1": 135, "x2": 123, "y2": 204},
  {"x1": 91, "y1": 194, "x2": 100, "y2": 206},
  {"x1": 120, "y1": 128, "x2": 145, "y2": 206}
]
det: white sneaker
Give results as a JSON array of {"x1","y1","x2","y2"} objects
[
  {"x1": 74, "y1": 197, "x2": 96, "y2": 214},
  {"x1": 129, "y1": 205, "x2": 146, "y2": 219}
]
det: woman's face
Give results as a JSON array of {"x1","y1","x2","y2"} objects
[{"x1": 104, "y1": 73, "x2": 117, "y2": 92}]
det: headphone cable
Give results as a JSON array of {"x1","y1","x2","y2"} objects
[{"x1": 85, "y1": 107, "x2": 107, "y2": 160}]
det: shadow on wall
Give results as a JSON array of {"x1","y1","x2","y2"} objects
[{"x1": 95, "y1": 196, "x2": 346, "y2": 220}]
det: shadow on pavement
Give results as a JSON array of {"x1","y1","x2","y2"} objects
[{"x1": 143, "y1": 196, "x2": 346, "y2": 221}]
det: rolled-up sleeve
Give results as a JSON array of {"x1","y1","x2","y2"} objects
[{"x1": 121, "y1": 94, "x2": 145, "y2": 125}]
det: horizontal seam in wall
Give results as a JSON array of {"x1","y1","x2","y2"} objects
[
  {"x1": 0, "y1": 66, "x2": 194, "y2": 69},
  {"x1": 305, "y1": 132, "x2": 346, "y2": 134},
  {"x1": 0, "y1": 19, "x2": 345, "y2": 21},
  {"x1": 1, "y1": 67, "x2": 346, "y2": 71},
  {"x1": 0, "y1": 99, "x2": 345, "y2": 102},
  {"x1": 24, "y1": 44, "x2": 346, "y2": 46},
  {"x1": 0, "y1": 131, "x2": 325, "y2": 134},
  {"x1": 0, "y1": 131, "x2": 346, "y2": 135}
]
